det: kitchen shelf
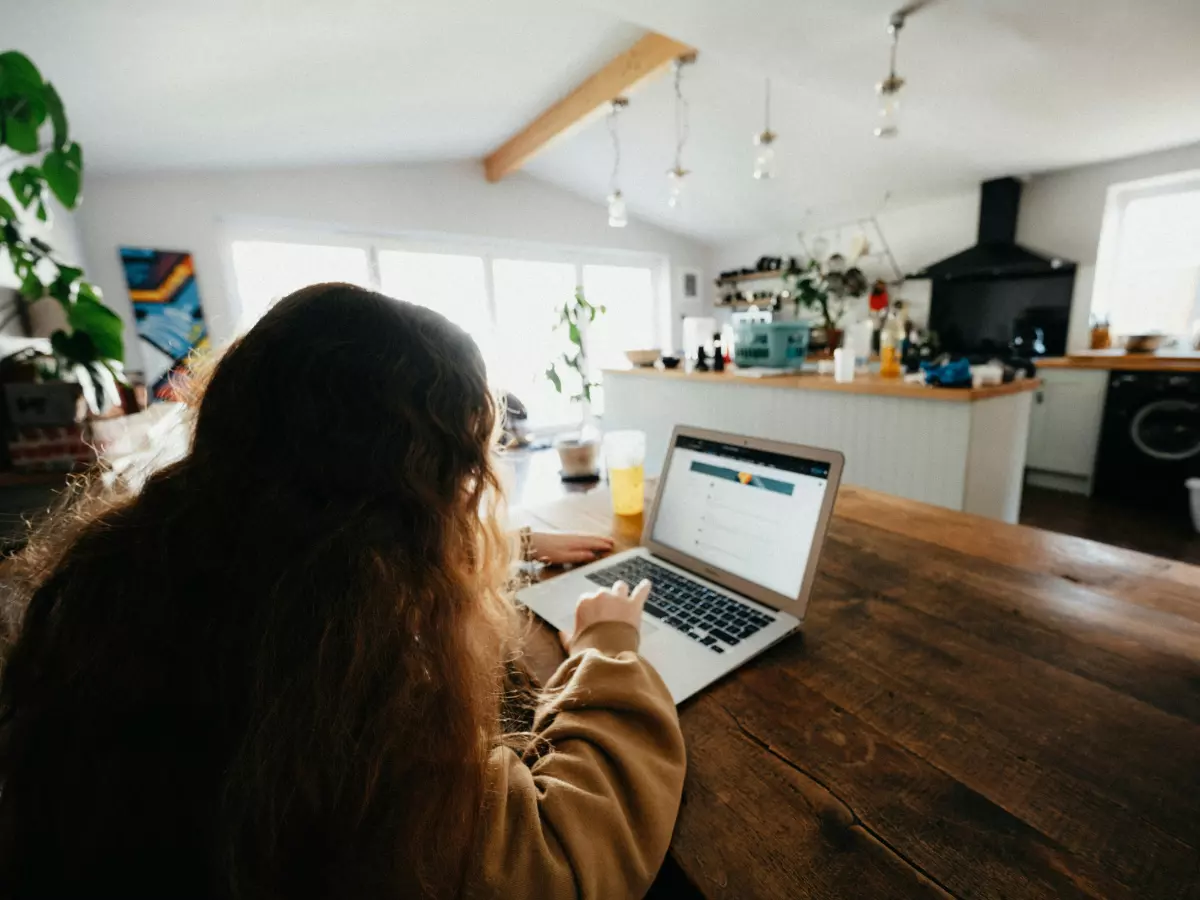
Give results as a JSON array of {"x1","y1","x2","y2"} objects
[{"x1": 715, "y1": 270, "x2": 793, "y2": 286}]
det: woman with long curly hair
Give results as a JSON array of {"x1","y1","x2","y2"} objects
[{"x1": 0, "y1": 283, "x2": 685, "y2": 899}]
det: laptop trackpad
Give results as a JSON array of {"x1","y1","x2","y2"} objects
[{"x1": 641, "y1": 619, "x2": 659, "y2": 637}]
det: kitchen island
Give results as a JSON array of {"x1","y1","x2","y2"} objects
[{"x1": 602, "y1": 367, "x2": 1040, "y2": 522}]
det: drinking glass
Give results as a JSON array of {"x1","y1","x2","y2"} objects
[{"x1": 604, "y1": 430, "x2": 646, "y2": 516}]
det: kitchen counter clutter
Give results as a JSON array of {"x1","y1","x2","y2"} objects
[
  {"x1": 1039, "y1": 351, "x2": 1200, "y2": 372},
  {"x1": 603, "y1": 365, "x2": 1041, "y2": 401},
  {"x1": 603, "y1": 366, "x2": 1037, "y2": 523}
]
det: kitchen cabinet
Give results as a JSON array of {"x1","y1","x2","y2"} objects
[{"x1": 1026, "y1": 368, "x2": 1108, "y2": 491}]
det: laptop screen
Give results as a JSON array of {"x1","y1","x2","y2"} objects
[{"x1": 651, "y1": 434, "x2": 832, "y2": 598}]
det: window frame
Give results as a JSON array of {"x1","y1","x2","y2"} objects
[{"x1": 1092, "y1": 168, "x2": 1200, "y2": 338}]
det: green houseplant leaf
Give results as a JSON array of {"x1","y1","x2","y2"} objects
[
  {"x1": 42, "y1": 141, "x2": 82, "y2": 209},
  {"x1": 2, "y1": 109, "x2": 41, "y2": 153},
  {"x1": 8, "y1": 166, "x2": 43, "y2": 209},
  {"x1": 67, "y1": 290, "x2": 125, "y2": 364},
  {"x1": 0, "y1": 51, "x2": 44, "y2": 94},
  {"x1": 42, "y1": 82, "x2": 67, "y2": 149}
]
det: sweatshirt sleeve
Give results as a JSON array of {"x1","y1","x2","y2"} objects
[{"x1": 466, "y1": 622, "x2": 686, "y2": 900}]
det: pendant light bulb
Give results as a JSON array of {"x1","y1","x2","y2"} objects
[
  {"x1": 752, "y1": 78, "x2": 777, "y2": 180},
  {"x1": 605, "y1": 97, "x2": 629, "y2": 228},
  {"x1": 607, "y1": 190, "x2": 628, "y2": 227},
  {"x1": 667, "y1": 54, "x2": 696, "y2": 209},
  {"x1": 753, "y1": 132, "x2": 776, "y2": 180},
  {"x1": 874, "y1": 14, "x2": 906, "y2": 139},
  {"x1": 666, "y1": 167, "x2": 687, "y2": 208},
  {"x1": 873, "y1": 87, "x2": 902, "y2": 139}
]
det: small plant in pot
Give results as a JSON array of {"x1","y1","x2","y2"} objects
[
  {"x1": 790, "y1": 257, "x2": 867, "y2": 351},
  {"x1": 0, "y1": 51, "x2": 126, "y2": 416},
  {"x1": 545, "y1": 287, "x2": 605, "y2": 481}
]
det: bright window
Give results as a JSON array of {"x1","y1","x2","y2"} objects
[
  {"x1": 229, "y1": 241, "x2": 371, "y2": 328},
  {"x1": 227, "y1": 235, "x2": 665, "y2": 430},
  {"x1": 492, "y1": 259, "x2": 579, "y2": 428},
  {"x1": 582, "y1": 264, "x2": 656, "y2": 371},
  {"x1": 1093, "y1": 173, "x2": 1200, "y2": 338},
  {"x1": 377, "y1": 250, "x2": 495, "y2": 371}
]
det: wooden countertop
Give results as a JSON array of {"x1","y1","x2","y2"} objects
[
  {"x1": 517, "y1": 484, "x2": 1200, "y2": 899},
  {"x1": 1039, "y1": 351, "x2": 1200, "y2": 372},
  {"x1": 604, "y1": 365, "x2": 1040, "y2": 402}
]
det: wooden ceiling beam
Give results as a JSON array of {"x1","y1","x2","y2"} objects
[{"x1": 484, "y1": 32, "x2": 695, "y2": 183}]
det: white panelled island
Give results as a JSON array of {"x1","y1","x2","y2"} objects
[{"x1": 602, "y1": 367, "x2": 1041, "y2": 523}]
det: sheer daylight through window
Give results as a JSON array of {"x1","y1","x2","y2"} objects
[{"x1": 229, "y1": 236, "x2": 663, "y2": 429}]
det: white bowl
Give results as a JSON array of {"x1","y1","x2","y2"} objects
[{"x1": 625, "y1": 349, "x2": 661, "y2": 367}]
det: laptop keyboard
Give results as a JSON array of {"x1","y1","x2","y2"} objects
[{"x1": 585, "y1": 557, "x2": 776, "y2": 654}]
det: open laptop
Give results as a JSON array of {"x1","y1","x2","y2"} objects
[{"x1": 517, "y1": 426, "x2": 844, "y2": 703}]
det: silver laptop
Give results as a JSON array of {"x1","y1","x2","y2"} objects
[{"x1": 518, "y1": 426, "x2": 844, "y2": 703}]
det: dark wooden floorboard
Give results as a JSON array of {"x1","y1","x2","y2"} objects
[{"x1": 1020, "y1": 486, "x2": 1200, "y2": 566}]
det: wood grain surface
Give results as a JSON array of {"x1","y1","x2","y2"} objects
[
  {"x1": 516, "y1": 485, "x2": 1200, "y2": 899},
  {"x1": 603, "y1": 367, "x2": 1042, "y2": 402}
]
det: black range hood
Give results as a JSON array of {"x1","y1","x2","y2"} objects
[{"x1": 912, "y1": 177, "x2": 1075, "y2": 282}]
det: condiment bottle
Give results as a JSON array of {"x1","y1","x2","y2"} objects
[{"x1": 879, "y1": 307, "x2": 905, "y2": 378}]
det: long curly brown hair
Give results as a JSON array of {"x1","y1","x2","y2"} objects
[{"x1": 0, "y1": 284, "x2": 519, "y2": 899}]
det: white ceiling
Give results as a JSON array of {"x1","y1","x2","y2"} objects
[
  {"x1": 8, "y1": 0, "x2": 1200, "y2": 244},
  {"x1": 534, "y1": 0, "x2": 1200, "y2": 242},
  {"x1": 4, "y1": 0, "x2": 641, "y2": 169}
]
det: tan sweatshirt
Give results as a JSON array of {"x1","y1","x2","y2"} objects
[{"x1": 466, "y1": 622, "x2": 686, "y2": 900}]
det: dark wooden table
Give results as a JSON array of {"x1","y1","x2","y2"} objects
[{"x1": 515, "y1": 484, "x2": 1200, "y2": 899}]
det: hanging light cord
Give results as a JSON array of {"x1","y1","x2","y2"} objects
[
  {"x1": 607, "y1": 102, "x2": 622, "y2": 194},
  {"x1": 673, "y1": 62, "x2": 690, "y2": 172},
  {"x1": 888, "y1": 25, "x2": 901, "y2": 80},
  {"x1": 763, "y1": 78, "x2": 772, "y2": 133}
]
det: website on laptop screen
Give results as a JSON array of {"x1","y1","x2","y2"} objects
[{"x1": 651, "y1": 435, "x2": 831, "y2": 598}]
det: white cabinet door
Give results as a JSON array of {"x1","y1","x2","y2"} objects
[{"x1": 1026, "y1": 369, "x2": 1108, "y2": 477}]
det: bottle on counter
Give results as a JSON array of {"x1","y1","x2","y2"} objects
[
  {"x1": 712, "y1": 332, "x2": 725, "y2": 372},
  {"x1": 879, "y1": 307, "x2": 905, "y2": 378}
]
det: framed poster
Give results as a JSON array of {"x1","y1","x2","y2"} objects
[{"x1": 119, "y1": 248, "x2": 209, "y2": 401}]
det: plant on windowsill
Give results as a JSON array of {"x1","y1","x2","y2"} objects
[
  {"x1": 544, "y1": 286, "x2": 605, "y2": 481},
  {"x1": 0, "y1": 50, "x2": 126, "y2": 415}
]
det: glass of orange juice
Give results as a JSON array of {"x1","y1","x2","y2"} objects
[{"x1": 604, "y1": 430, "x2": 646, "y2": 516}]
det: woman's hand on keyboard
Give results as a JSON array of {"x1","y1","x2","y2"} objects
[
  {"x1": 567, "y1": 579, "x2": 651, "y2": 649},
  {"x1": 528, "y1": 531, "x2": 614, "y2": 565}
]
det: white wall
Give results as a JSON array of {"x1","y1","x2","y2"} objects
[{"x1": 76, "y1": 161, "x2": 712, "y2": 371}]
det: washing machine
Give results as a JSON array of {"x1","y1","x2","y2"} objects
[{"x1": 1093, "y1": 371, "x2": 1200, "y2": 519}]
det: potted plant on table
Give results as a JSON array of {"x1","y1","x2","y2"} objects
[
  {"x1": 0, "y1": 51, "x2": 127, "y2": 469},
  {"x1": 544, "y1": 287, "x2": 605, "y2": 481}
]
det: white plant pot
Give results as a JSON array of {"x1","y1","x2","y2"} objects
[{"x1": 555, "y1": 436, "x2": 599, "y2": 480}]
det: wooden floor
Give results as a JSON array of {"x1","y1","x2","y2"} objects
[{"x1": 1020, "y1": 486, "x2": 1200, "y2": 566}]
